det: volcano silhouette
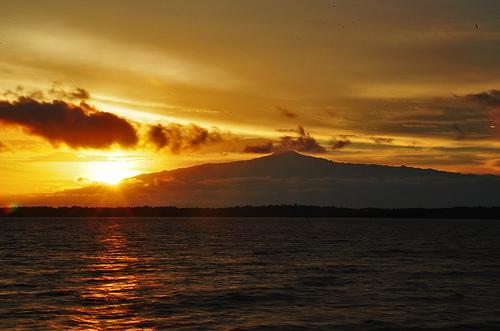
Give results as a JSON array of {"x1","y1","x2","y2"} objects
[
  {"x1": 126, "y1": 150, "x2": 500, "y2": 208},
  {"x1": 18, "y1": 150, "x2": 500, "y2": 208}
]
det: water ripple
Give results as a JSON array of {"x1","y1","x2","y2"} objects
[{"x1": 1, "y1": 218, "x2": 500, "y2": 330}]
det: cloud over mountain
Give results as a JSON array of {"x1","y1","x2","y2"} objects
[
  {"x1": 243, "y1": 142, "x2": 274, "y2": 154},
  {"x1": 244, "y1": 126, "x2": 326, "y2": 154},
  {"x1": 330, "y1": 138, "x2": 351, "y2": 150}
]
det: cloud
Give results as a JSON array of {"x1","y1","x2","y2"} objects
[
  {"x1": 0, "y1": 97, "x2": 139, "y2": 149},
  {"x1": 329, "y1": 138, "x2": 351, "y2": 150},
  {"x1": 243, "y1": 142, "x2": 274, "y2": 154},
  {"x1": 0, "y1": 87, "x2": 229, "y2": 153},
  {"x1": 147, "y1": 123, "x2": 222, "y2": 153},
  {"x1": 371, "y1": 136, "x2": 394, "y2": 144},
  {"x1": 0, "y1": 141, "x2": 7, "y2": 152},
  {"x1": 244, "y1": 126, "x2": 327, "y2": 154},
  {"x1": 49, "y1": 86, "x2": 90, "y2": 101},
  {"x1": 464, "y1": 90, "x2": 500, "y2": 107},
  {"x1": 324, "y1": 91, "x2": 499, "y2": 141},
  {"x1": 147, "y1": 124, "x2": 169, "y2": 149},
  {"x1": 76, "y1": 177, "x2": 91, "y2": 185},
  {"x1": 462, "y1": 90, "x2": 500, "y2": 135},
  {"x1": 276, "y1": 128, "x2": 298, "y2": 133},
  {"x1": 278, "y1": 126, "x2": 327, "y2": 153},
  {"x1": 1, "y1": 85, "x2": 90, "y2": 102},
  {"x1": 276, "y1": 106, "x2": 297, "y2": 118}
]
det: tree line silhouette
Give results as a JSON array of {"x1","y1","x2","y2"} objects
[{"x1": 1, "y1": 205, "x2": 499, "y2": 219}]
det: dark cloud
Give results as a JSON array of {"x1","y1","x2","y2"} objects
[
  {"x1": 186, "y1": 124, "x2": 222, "y2": 149},
  {"x1": 327, "y1": 92, "x2": 499, "y2": 141},
  {"x1": 461, "y1": 90, "x2": 500, "y2": 135},
  {"x1": 464, "y1": 90, "x2": 500, "y2": 107},
  {"x1": 243, "y1": 142, "x2": 274, "y2": 154},
  {"x1": 147, "y1": 123, "x2": 222, "y2": 154},
  {"x1": 0, "y1": 88, "x2": 225, "y2": 152},
  {"x1": 244, "y1": 126, "x2": 327, "y2": 154},
  {"x1": 301, "y1": 91, "x2": 499, "y2": 142},
  {"x1": 148, "y1": 124, "x2": 169, "y2": 149},
  {"x1": 0, "y1": 97, "x2": 138, "y2": 149},
  {"x1": 276, "y1": 106, "x2": 298, "y2": 119},
  {"x1": 276, "y1": 126, "x2": 326, "y2": 153},
  {"x1": 330, "y1": 138, "x2": 351, "y2": 150}
]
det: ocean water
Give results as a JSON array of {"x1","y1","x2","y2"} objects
[{"x1": 1, "y1": 218, "x2": 500, "y2": 330}]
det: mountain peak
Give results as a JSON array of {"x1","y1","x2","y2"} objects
[
  {"x1": 271, "y1": 149, "x2": 303, "y2": 156},
  {"x1": 266, "y1": 149, "x2": 318, "y2": 160},
  {"x1": 255, "y1": 149, "x2": 332, "y2": 166}
]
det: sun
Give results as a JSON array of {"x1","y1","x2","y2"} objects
[{"x1": 84, "y1": 161, "x2": 139, "y2": 185}]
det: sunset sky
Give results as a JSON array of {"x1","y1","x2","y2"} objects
[{"x1": 0, "y1": 0, "x2": 499, "y2": 198}]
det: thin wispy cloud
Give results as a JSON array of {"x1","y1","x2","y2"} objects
[{"x1": 276, "y1": 106, "x2": 298, "y2": 119}]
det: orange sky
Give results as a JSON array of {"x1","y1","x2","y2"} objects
[{"x1": 0, "y1": 0, "x2": 499, "y2": 197}]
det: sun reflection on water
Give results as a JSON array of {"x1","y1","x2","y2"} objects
[{"x1": 70, "y1": 221, "x2": 153, "y2": 330}]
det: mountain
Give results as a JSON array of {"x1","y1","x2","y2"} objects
[
  {"x1": 15, "y1": 151, "x2": 500, "y2": 208},
  {"x1": 137, "y1": 150, "x2": 464, "y2": 182},
  {"x1": 126, "y1": 150, "x2": 499, "y2": 208}
]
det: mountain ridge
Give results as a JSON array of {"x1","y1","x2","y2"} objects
[
  {"x1": 7, "y1": 150, "x2": 500, "y2": 208},
  {"x1": 135, "y1": 150, "x2": 490, "y2": 183}
]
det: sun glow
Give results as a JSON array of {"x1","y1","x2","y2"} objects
[{"x1": 84, "y1": 161, "x2": 139, "y2": 185}]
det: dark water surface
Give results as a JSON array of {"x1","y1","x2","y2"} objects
[{"x1": 1, "y1": 218, "x2": 500, "y2": 330}]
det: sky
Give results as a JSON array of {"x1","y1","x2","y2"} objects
[{"x1": 0, "y1": 0, "x2": 499, "y2": 198}]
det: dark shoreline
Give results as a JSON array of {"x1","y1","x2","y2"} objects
[{"x1": 1, "y1": 206, "x2": 500, "y2": 219}]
